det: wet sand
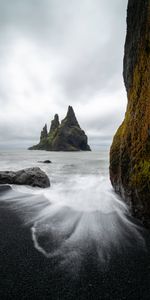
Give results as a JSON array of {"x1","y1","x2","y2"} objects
[{"x1": 0, "y1": 186, "x2": 150, "y2": 300}]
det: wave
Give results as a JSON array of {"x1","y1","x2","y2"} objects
[{"x1": 0, "y1": 174, "x2": 146, "y2": 273}]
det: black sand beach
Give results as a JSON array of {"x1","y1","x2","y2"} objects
[{"x1": 0, "y1": 186, "x2": 150, "y2": 300}]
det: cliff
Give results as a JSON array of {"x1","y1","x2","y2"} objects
[
  {"x1": 110, "y1": 0, "x2": 150, "y2": 227},
  {"x1": 29, "y1": 106, "x2": 91, "y2": 151}
]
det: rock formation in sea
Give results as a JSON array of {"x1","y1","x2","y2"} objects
[
  {"x1": 110, "y1": 0, "x2": 150, "y2": 227},
  {"x1": 29, "y1": 106, "x2": 91, "y2": 151},
  {"x1": 0, "y1": 167, "x2": 50, "y2": 188},
  {"x1": 38, "y1": 160, "x2": 52, "y2": 164}
]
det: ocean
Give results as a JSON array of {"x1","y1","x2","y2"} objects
[{"x1": 0, "y1": 148, "x2": 150, "y2": 299}]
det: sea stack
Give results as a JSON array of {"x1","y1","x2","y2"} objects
[
  {"x1": 29, "y1": 106, "x2": 91, "y2": 151},
  {"x1": 110, "y1": 0, "x2": 150, "y2": 227}
]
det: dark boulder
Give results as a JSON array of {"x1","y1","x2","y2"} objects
[
  {"x1": 38, "y1": 160, "x2": 52, "y2": 164},
  {"x1": 0, "y1": 184, "x2": 12, "y2": 194},
  {"x1": 0, "y1": 167, "x2": 50, "y2": 188}
]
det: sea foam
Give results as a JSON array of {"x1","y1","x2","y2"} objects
[{"x1": 1, "y1": 174, "x2": 145, "y2": 271}]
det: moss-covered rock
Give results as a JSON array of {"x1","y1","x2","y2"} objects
[
  {"x1": 29, "y1": 106, "x2": 91, "y2": 152},
  {"x1": 110, "y1": 0, "x2": 150, "y2": 227}
]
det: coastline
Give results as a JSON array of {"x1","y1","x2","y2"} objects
[{"x1": 0, "y1": 187, "x2": 150, "y2": 300}]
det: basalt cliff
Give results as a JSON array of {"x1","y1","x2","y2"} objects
[
  {"x1": 29, "y1": 106, "x2": 91, "y2": 151},
  {"x1": 110, "y1": 0, "x2": 150, "y2": 227}
]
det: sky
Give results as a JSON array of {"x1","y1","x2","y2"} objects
[{"x1": 0, "y1": 0, "x2": 128, "y2": 149}]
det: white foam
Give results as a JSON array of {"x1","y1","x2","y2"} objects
[
  {"x1": 2, "y1": 174, "x2": 145, "y2": 268},
  {"x1": 11, "y1": 175, "x2": 127, "y2": 214}
]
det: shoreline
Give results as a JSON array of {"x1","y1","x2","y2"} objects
[{"x1": 0, "y1": 187, "x2": 150, "y2": 299}]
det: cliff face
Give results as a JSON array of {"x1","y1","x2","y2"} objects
[
  {"x1": 38, "y1": 124, "x2": 48, "y2": 149},
  {"x1": 29, "y1": 106, "x2": 91, "y2": 151},
  {"x1": 110, "y1": 0, "x2": 150, "y2": 227}
]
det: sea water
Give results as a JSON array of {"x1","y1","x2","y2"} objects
[
  {"x1": 0, "y1": 148, "x2": 149, "y2": 299},
  {"x1": 0, "y1": 148, "x2": 145, "y2": 257}
]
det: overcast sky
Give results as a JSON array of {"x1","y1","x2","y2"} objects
[{"x1": 0, "y1": 0, "x2": 128, "y2": 149}]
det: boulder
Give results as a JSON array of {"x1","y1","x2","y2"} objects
[
  {"x1": 110, "y1": 0, "x2": 150, "y2": 227},
  {"x1": 0, "y1": 167, "x2": 50, "y2": 188},
  {"x1": 38, "y1": 160, "x2": 52, "y2": 164},
  {"x1": 0, "y1": 184, "x2": 12, "y2": 194}
]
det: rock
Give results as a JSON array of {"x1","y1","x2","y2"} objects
[
  {"x1": 0, "y1": 167, "x2": 50, "y2": 188},
  {"x1": 61, "y1": 105, "x2": 80, "y2": 127},
  {"x1": 38, "y1": 160, "x2": 52, "y2": 164},
  {"x1": 29, "y1": 106, "x2": 91, "y2": 151},
  {"x1": 40, "y1": 124, "x2": 48, "y2": 140},
  {"x1": 49, "y1": 114, "x2": 60, "y2": 133},
  {"x1": 29, "y1": 124, "x2": 48, "y2": 150},
  {"x1": 0, "y1": 184, "x2": 12, "y2": 194},
  {"x1": 110, "y1": 0, "x2": 150, "y2": 227},
  {"x1": 39, "y1": 124, "x2": 48, "y2": 147}
]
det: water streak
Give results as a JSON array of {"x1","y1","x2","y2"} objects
[{"x1": 0, "y1": 174, "x2": 145, "y2": 272}]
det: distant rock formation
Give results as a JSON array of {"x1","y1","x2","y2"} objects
[
  {"x1": 29, "y1": 106, "x2": 91, "y2": 151},
  {"x1": 110, "y1": 0, "x2": 150, "y2": 227},
  {"x1": 0, "y1": 167, "x2": 50, "y2": 188}
]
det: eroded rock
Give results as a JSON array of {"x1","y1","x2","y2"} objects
[
  {"x1": 0, "y1": 167, "x2": 50, "y2": 188},
  {"x1": 110, "y1": 0, "x2": 150, "y2": 227},
  {"x1": 29, "y1": 106, "x2": 91, "y2": 151}
]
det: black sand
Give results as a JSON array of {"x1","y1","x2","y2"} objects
[{"x1": 0, "y1": 186, "x2": 150, "y2": 300}]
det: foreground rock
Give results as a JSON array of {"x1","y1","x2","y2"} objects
[
  {"x1": 29, "y1": 106, "x2": 91, "y2": 151},
  {"x1": 0, "y1": 184, "x2": 12, "y2": 194},
  {"x1": 110, "y1": 0, "x2": 150, "y2": 227},
  {"x1": 0, "y1": 167, "x2": 50, "y2": 188}
]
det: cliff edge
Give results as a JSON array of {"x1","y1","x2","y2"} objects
[{"x1": 110, "y1": 0, "x2": 150, "y2": 227}]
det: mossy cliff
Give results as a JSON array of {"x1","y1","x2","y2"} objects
[
  {"x1": 110, "y1": 0, "x2": 150, "y2": 227},
  {"x1": 29, "y1": 106, "x2": 91, "y2": 152}
]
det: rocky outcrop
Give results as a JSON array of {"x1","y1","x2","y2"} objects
[
  {"x1": 38, "y1": 160, "x2": 52, "y2": 164},
  {"x1": 49, "y1": 114, "x2": 60, "y2": 133},
  {"x1": 29, "y1": 106, "x2": 91, "y2": 151},
  {"x1": 110, "y1": 0, "x2": 150, "y2": 227},
  {"x1": 0, "y1": 167, "x2": 50, "y2": 188},
  {"x1": 40, "y1": 124, "x2": 48, "y2": 146}
]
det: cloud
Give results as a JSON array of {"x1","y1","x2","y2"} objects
[{"x1": 0, "y1": 0, "x2": 128, "y2": 149}]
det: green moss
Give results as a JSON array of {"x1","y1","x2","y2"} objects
[
  {"x1": 40, "y1": 137, "x2": 48, "y2": 145},
  {"x1": 110, "y1": 47, "x2": 150, "y2": 223},
  {"x1": 110, "y1": 122, "x2": 125, "y2": 173},
  {"x1": 47, "y1": 128, "x2": 58, "y2": 144},
  {"x1": 132, "y1": 160, "x2": 150, "y2": 187}
]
